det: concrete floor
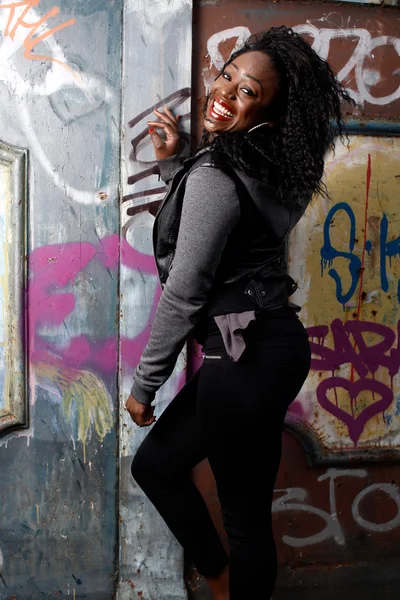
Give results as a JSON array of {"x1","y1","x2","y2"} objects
[{"x1": 185, "y1": 561, "x2": 400, "y2": 600}]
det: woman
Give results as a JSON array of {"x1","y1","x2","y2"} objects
[{"x1": 126, "y1": 26, "x2": 352, "y2": 600}]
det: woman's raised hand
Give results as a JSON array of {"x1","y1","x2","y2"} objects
[{"x1": 147, "y1": 106, "x2": 181, "y2": 161}]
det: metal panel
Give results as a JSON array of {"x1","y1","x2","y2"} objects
[
  {"x1": 119, "y1": 1, "x2": 193, "y2": 598},
  {"x1": 0, "y1": 141, "x2": 28, "y2": 436}
]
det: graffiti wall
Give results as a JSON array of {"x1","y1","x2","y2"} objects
[
  {"x1": 290, "y1": 136, "x2": 400, "y2": 459},
  {"x1": 1, "y1": 0, "x2": 400, "y2": 598},
  {"x1": 0, "y1": 1, "x2": 122, "y2": 598}
]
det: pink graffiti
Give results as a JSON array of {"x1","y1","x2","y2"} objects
[
  {"x1": 308, "y1": 319, "x2": 400, "y2": 444},
  {"x1": 30, "y1": 242, "x2": 97, "y2": 331},
  {"x1": 29, "y1": 234, "x2": 160, "y2": 375}
]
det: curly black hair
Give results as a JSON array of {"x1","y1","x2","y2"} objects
[{"x1": 199, "y1": 26, "x2": 354, "y2": 209}]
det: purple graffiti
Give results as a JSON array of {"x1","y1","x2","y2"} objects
[
  {"x1": 317, "y1": 377, "x2": 393, "y2": 445},
  {"x1": 308, "y1": 319, "x2": 400, "y2": 444},
  {"x1": 123, "y1": 88, "x2": 191, "y2": 205}
]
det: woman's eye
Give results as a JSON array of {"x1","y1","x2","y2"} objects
[
  {"x1": 222, "y1": 72, "x2": 231, "y2": 81},
  {"x1": 242, "y1": 88, "x2": 255, "y2": 97}
]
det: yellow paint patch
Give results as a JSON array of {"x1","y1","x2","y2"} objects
[{"x1": 34, "y1": 360, "x2": 113, "y2": 445}]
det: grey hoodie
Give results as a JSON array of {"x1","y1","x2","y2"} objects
[{"x1": 131, "y1": 152, "x2": 305, "y2": 405}]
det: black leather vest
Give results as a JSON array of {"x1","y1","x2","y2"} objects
[{"x1": 152, "y1": 152, "x2": 298, "y2": 317}]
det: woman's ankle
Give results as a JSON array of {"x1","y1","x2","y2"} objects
[{"x1": 204, "y1": 565, "x2": 230, "y2": 600}]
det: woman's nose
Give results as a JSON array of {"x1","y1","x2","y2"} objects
[{"x1": 221, "y1": 88, "x2": 235, "y2": 101}]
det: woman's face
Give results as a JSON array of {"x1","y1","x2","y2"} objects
[{"x1": 204, "y1": 51, "x2": 280, "y2": 134}]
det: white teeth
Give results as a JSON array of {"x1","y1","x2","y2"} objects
[{"x1": 212, "y1": 100, "x2": 234, "y2": 118}]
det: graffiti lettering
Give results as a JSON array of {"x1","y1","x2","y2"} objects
[
  {"x1": 206, "y1": 26, "x2": 400, "y2": 107},
  {"x1": 322, "y1": 154, "x2": 372, "y2": 314},
  {"x1": 321, "y1": 205, "x2": 400, "y2": 306},
  {"x1": 321, "y1": 202, "x2": 362, "y2": 305},
  {"x1": 294, "y1": 25, "x2": 400, "y2": 107},
  {"x1": 308, "y1": 319, "x2": 400, "y2": 443},
  {"x1": 0, "y1": 0, "x2": 76, "y2": 75},
  {"x1": 380, "y1": 213, "x2": 400, "y2": 297},
  {"x1": 123, "y1": 88, "x2": 191, "y2": 207},
  {"x1": 273, "y1": 468, "x2": 400, "y2": 547}
]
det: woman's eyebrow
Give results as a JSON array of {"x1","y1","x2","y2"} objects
[{"x1": 231, "y1": 62, "x2": 264, "y2": 92}]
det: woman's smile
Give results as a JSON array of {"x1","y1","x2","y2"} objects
[{"x1": 209, "y1": 97, "x2": 235, "y2": 121}]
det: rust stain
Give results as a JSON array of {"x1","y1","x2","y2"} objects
[{"x1": 121, "y1": 578, "x2": 135, "y2": 589}]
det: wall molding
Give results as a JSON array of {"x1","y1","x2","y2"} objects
[{"x1": 0, "y1": 140, "x2": 29, "y2": 436}]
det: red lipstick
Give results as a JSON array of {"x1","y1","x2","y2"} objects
[{"x1": 209, "y1": 96, "x2": 235, "y2": 121}]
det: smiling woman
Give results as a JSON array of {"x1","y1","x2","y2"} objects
[
  {"x1": 204, "y1": 52, "x2": 280, "y2": 132},
  {"x1": 126, "y1": 25, "x2": 353, "y2": 600}
]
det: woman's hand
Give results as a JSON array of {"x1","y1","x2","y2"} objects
[
  {"x1": 147, "y1": 106, "x2": 181, "y2": 161},
  {"x1": 125, "y1": 394, "x2": 156, "y2": 427}
]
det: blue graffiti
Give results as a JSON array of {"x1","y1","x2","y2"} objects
[
  {"x1": 321, "y1": 202, "x2": 361, "y2": 304},
  {"x1": 380, "y1": 214, "x2": 400, "y2": 296},
  {"x1": 321, "y1": 203, "x2": 400, "y2": 305}
]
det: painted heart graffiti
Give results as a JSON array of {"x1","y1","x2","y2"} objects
[{"x1": 316, "y1": 376, "x2": 394, "y2": 445}]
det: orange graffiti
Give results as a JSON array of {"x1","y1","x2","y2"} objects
[{"x1": 0, "y1": 0, "x2": 76, "y2": 76}]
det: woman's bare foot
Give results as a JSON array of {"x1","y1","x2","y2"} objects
[{"x1": 204, "y1": 565, "x2": 230, "y2": 600}]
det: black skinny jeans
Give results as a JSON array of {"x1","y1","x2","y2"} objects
[{"x1": 131, "y1": 308, "x2": 311, "y2": 599}]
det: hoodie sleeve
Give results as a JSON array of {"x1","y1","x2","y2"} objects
[
  {"x1": 157, "y1": 154, "x2": 184, "y2": 184},
  {"x1": 131, "y1": 165, "x2": 241, "y2": 404}
]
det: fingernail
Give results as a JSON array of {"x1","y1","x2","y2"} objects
[{"x1": 149, "y1": 128, "x2": 155, "y2": 134}]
